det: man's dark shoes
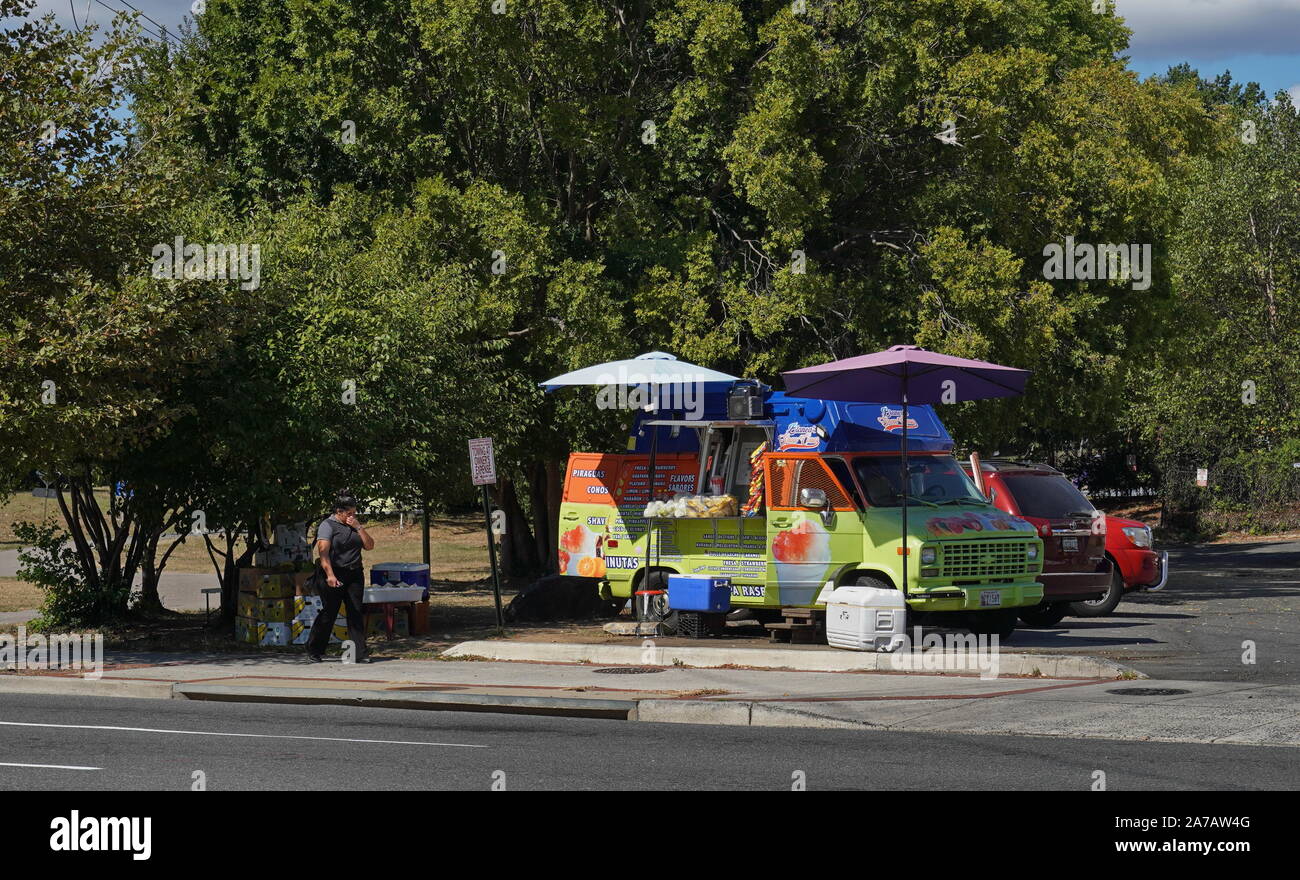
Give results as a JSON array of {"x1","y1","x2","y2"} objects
[{"x1": 306, "y1": 653, "x2": 324, "y2": 663}]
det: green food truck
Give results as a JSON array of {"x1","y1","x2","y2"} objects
[{"x1": 557, "y1": 388, "x2": 1044, "y2": 638}]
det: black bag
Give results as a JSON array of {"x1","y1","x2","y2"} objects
[{"x1": 305, "y1": 560, "x2": 327, "y2": 595}]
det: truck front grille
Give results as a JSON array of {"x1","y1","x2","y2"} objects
[{"x1": 941, "y1": 541, "x2": 1032, "y2": 578}]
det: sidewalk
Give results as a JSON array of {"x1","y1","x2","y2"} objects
[{"x1": 3, "y1": 648, "x2": 1297, "y2": 746}]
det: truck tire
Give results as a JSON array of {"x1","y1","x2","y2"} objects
[
  {"x1": 1069, "y1": 567, "x2": 1124, "y2": 617},
  {"x1": 1018, "y1": 601, "x2": 1069, "y2": 627},
  {"x1": 638, "y1": 569, "x2": 679, "y2": 633},
  {"x1": 844, "y1": 573, "x2": 913, "y2": 632}
]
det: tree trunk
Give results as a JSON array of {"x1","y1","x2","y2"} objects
[
  {"x1": 546, "y1": 458, "x2": 563, "y2": 573},
  {"x1": 497, "y1": 475, "x2": 539, "y2": 578},
  {"x1": 421, "y1": 491, "x2": 431, "y2": 568},
  {"x1": 530, "y1": 459, "x2": 552, "y2": 573}
]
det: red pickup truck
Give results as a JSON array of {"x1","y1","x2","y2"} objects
[
  {"x1": 1074, "y1": 515, "x2": 1169, "y2": 616},
  {"x1": 963, "y1": 459, "x2": 1109, "y2": 626}
]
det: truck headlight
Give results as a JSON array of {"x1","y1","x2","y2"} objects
[
  {"x1": 1122, "y1": 526, "x2": 1152, "y2": 548},
  {"x1": 1027, "y1": 544, "x2": 1039, "y2": 561},
  {"x1": 920, "y1": 546, "x2": 937, "y2": 565}
]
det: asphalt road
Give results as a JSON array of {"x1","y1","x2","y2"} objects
[
  {"x1": 1003, "y1": 540, "x2": 1300, "y2": 683},
  {"x1": 1, "y1": 693, "x2": 1295, "y2": 791}
]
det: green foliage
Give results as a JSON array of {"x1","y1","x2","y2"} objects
[
  {"x1": 1140, "y1": 94, "x2": 1300, "y2": 473},
  {"x1": 14, "y1": 520, "x2": 133, "y2": 629}
]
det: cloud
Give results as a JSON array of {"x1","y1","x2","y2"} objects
[{"x1": 1116, "y1": 0, "x2": 1300, "y2": 57}]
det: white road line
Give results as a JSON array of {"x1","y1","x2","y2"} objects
[
  {"x1": 0, "y1": 761, "x2": 101, "y2": 771},
  {"x1": 0, "y1": 721, "x2": 484, "y2": 749}
]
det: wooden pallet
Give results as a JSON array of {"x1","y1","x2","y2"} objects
[{"x1": 766, "y1": 607, "x2": 823, "y2": 644}]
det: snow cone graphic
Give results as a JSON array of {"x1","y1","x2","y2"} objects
[
  {"x1": 559, "y1": 525, "x2": 597, "y2": 575},
  {"x1": 771, "y1": 517, "x2": 832, "y2": 588}
]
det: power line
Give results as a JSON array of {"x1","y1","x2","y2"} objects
[
  {"x1": 89, "y1": 0, "x2": 180, "y2": 48},
  {"x1": 109, "y1": 0, "x2": 178, "y2": 42}
]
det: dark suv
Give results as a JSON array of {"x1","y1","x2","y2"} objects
[{"x1": 962, "y1": 460, "x2": 1109, "y2": 626}]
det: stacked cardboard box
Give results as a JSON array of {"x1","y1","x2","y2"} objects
[
  {"x1": 237, "y1": 566, "x2": 343, "y2": 648},
  {"x1": 235, "y1": 565, "x2": 421, "y2": 646}
]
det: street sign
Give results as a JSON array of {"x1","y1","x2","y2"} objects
[
  {"x1": 468, "y1": 437, "x2": 497, "y2": 486},
  {"x1": 469, "y1": 437, "x2": 504, "y2": 631},
  {"x1": 1196, "y1": 468, "x2": 1208, "y2": 488}
]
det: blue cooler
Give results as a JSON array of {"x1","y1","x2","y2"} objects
[
  {"x1": 667, "y1": 575, "x2": 731, "y2": 613},
  {"x1": 370, "y1": 562, "x2": 432, "y2": 601}
]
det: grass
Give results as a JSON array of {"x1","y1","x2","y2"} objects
[
  {"x1": 0, "y1": 483, "x2": 493, "y2": 582},
  {"x1": 0, "y1": 488, "x2": 111, "y2": 549},
  {"x1": 0, "y1": 576, "x2": 42, "y2": 613}
]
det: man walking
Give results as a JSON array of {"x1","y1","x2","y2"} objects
[{"x1": 306, "y1": 492, "x2": 375, "y2": 662}]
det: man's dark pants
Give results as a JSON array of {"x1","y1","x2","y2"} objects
[{"x1": 306, "y1": 566, "x2": 367, "y2": 659}]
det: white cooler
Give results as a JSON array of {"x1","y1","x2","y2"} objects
[
  {"x1": 817, "y1": 583, "x2": 908, "y2": 652},
  {"x1": 362, "y1": 585, "x2": 425, "y2": 604}
]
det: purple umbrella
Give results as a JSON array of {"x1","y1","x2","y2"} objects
[{"x1": 781, "y1": 345, "x2": 1029, "y2": 590}]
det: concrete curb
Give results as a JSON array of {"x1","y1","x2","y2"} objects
[
  {"x1": 0, "y1": 674, "x2": 173, "y2": 700},
  {"x1": 172, "y1": 683, "x2": 637, "y2": 719},
  {"x1": 441, "y1": 641, "x2": 1145, "y2": 680}
]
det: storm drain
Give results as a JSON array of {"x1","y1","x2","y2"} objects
[
  {"x1": 1106, "y1": 688, "x2": 1191, "y2": 696},
  {"x1": 591, "y1": 666, "x2": 664, "y2": 675}
]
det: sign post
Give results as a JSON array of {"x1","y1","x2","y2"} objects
[{"x1": 469, "y1": 437, "x2": 505, "y2": 632}]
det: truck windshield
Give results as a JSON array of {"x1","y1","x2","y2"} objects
[
  {"x1": 852, "y1": 456, "x2": 985, "y2": 507},
  {"x1": 1000, "y1": 474, "x2": 1095, "y2": 519}
]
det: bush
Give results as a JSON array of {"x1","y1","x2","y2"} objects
[
  {"x1": 1157, "y1": 439, "x2": 1300, "y2": 535},
  {"x1": 13, "y1": 520, "x2": 135, "y2": 629}
]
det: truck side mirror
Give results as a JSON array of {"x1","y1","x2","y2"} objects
[
  {"x1": 799, "y1": 488, "x2": 827, "y2": 509},
  {"x1": 799, "y1": 487, "x2": 834, "y2": 525}
]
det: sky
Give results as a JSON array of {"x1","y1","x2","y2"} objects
[{"x1": 21, "y1": 0, "x2": 1300, "y2": 103}]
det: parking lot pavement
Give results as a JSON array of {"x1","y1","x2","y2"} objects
[{"x1": 1008, "y1": 540, "x2": 1300, "y2": 683}]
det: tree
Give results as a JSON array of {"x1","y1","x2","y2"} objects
[
  {"x1": 1141, "y1": 91, "x2": 1300, "y2": 475},
  {"x1": 0, "y1": 2, "x2": 252, "y2": 620},
  {"x1": 125, "y1": 0, "x2": 1225, "y2": 579}
]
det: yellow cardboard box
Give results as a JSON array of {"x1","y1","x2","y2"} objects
[
  {"x1": 238, "y1": 567, "x2": 278, "y2": 594},
  {"x1": 257, "y1": 621, "x2": 291, "y2": 647},
  {"x1": 234, "y1": 616, "x2": 258, "y2": 644},
  {"x1": 255, "y1": 575, "x2": 294, "y2": 600},
  {"x1": 256, "y1": 597, "x2": 294, "y2": 623},
  {"x1": 292, "y1": 595, "x2": 322, "y2": 622},
  {"x1": 291, "y1": 619, "x2": 341, "y2": 646}
]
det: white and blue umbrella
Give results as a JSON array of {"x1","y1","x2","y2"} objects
[
  {"x1": 540, "y1": 351, "x2": 740, "y2": 391},
  {"x1": 540, "y1": 352, "x2": 740, "y2": 623}
]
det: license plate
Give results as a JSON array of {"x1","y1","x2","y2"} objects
[
  {"x1": 1062, "y1": 537, "x2": 1079, "y2": 552},
  {"x1": 979, "y1": 590, "x2": 1002, "y2": 607}
]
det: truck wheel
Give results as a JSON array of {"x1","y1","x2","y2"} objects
[
  {"x1": 1069, "y1": 568, "x2": 1124, "y2": 617},
  {"x1": 1018, "y1": 602, "x2": 1069, "y2": 627},
  {"x1": 638, "y1": 570, "x2": 678, "y2": 633},
  {"x1": 845, "y1": 574, "x2": 913, "y2": 631}
]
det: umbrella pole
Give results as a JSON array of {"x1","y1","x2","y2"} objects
[
  {"x1": 901, "y1": 386, "x2": 908, "y2": 595},
  {"x1": 640, "y1": 425, "x2": 659, "y2": 623}
]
